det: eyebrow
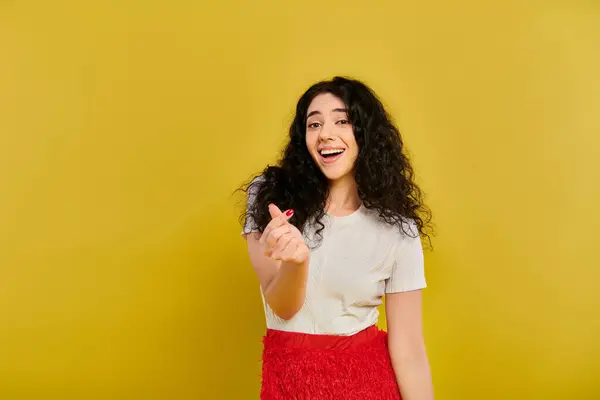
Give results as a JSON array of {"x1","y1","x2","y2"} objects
[{"x1": 306, "y1": 108, "x2": 348, "y2": 119}]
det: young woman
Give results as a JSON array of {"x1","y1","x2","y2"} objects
[{"x1": 240, "y1": 77, "x2": 434, "y2": 399}]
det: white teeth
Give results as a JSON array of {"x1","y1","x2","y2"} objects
[{"x1": 320, "y1": 149, "x2": 345, "y2": 155}]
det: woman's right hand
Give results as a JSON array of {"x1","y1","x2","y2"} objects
[{"x1": 259, "y1": 204, "x2": 309, "y2": 264}]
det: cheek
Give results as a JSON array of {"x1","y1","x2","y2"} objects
[
  {"x1": 343, "y1": 130, "x2": 358, "y2": 150},
  {"x1": 343, "y1": 131, "x2": 359, "y2": 163},
  {"x1": 305, "y1": 131, "x2": 317, "y2": 150}
]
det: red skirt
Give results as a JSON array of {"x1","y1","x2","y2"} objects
[{"x1": 261, "y1": 325, "x2": 401, "y2": 399}]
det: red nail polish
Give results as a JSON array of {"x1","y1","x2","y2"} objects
[{"x1": 285, "y1": 209, "x2": 294, "y2": 217}]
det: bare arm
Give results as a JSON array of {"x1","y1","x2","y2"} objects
[
  {"x1": 243, "y1": 204, "x2": 310, "y2": 320},
  {"x1": 386, "y1": 290, "x2": 434, "y2": 400},
  {"x1": 245, "y1": 232, "x2": 308, "y2": 319}
]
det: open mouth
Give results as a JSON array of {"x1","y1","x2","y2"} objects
[{"x1": 318, "y1": 148, "x2": 345, "y2": 164}]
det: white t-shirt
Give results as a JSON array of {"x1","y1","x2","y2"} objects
[{"x1": 243, "y1": 192, "x2": 426, "y2": 336}]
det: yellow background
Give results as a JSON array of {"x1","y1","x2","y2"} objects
[{"x1": 1, "y1": 1, "x2": 599, "y2": 399}]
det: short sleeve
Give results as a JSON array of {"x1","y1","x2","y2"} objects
[
  {"x1": 241, "y1": 175, "x2": 264, "y2": 235},
  {"x1": 385, "y1": 222, "x2": 427, "y2": 293}
]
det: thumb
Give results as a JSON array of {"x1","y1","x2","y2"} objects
[
  {"x1": 268, "y1": 204, "x2": 294, "y2": 221},
  {"x1": 268, "y1": 203, "x2": 283, "y2": 219}
]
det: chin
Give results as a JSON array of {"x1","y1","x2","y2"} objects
[
  {"x1": 310, "y1": 154, "x2": 354, "y2": 181},
  {"x1": 321, "y1": 168, "x2": 352, "y2": 182}
]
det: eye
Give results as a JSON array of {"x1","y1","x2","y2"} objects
[
  {"x1": 308, "y1": 122, "x2": 322, "y2": 129},
  {"x1": 337, "y1": 119, "x2": 350, "y2": 125}
]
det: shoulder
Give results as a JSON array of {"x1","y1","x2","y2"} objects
[
  {"x1": 245, "y1": 173, "x2": 270, "y2": 203},
  {"x1": 244, "y1": 174, "x2": 266, "y2": 206},
  {"x1": 361, "y1": 207, "x2": 419, "y2": 240},
  {"x1": 248, "y1": 174, "x2": 266, "y2": 191}
]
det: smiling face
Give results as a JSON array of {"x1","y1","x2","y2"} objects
[{"x1": 305, "y1": 93, "x2": 358, "y2": 182}]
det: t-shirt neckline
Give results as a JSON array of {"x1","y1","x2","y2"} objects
[{"x1": 325, "y1": 203, "x2": 365, "y2": 224}]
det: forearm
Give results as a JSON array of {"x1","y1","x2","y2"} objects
[
  {"x1": 389, "y1": 346, "x2": 434, "y2": 400},
  {"x1": 263, "y1": 259, "x2": 309, "y2": 320}
]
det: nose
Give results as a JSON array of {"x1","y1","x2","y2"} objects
[{"x1": 318, "y1": 121, "x2": 334, "y2": 141}]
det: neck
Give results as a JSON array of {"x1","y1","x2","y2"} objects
[{"x1": 326, "y1": 174, "x2": 361, "y2": 216}]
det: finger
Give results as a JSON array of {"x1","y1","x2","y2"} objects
[
  {"x1": 290, "y1": 242, "x2": 309, "y2": 263},
  {"x1": 260, "y1": 208, "x2": 294, "y2": 245},
  {"x1": 268, "y1": 203, "x2": 283, "y2": 219},
  {"x1": 265, "y1": 224, "x2": 292, "y2": 248},
  {"x1": 280, "y1": 238, "x2": 300, "y2": 262},
  {"x1": 269, "y1": 233, "x2": 294, "y2": 260},
  {"x1": 260, "y1": 217, "x2": 286, "y2": 245},
  {"x1": 265, "y1": 231, "x2": 291, "y2": 258},
  {"x1": 270, "y1": 203, "x2": 295, "y2": 222},
  {"x1": 282, "y1": 209, "x2": 294, "y2": 221}
]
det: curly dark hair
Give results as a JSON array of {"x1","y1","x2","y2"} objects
[{"x1": 239, "y1": 76, "x2": 432, "y2": 246}]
